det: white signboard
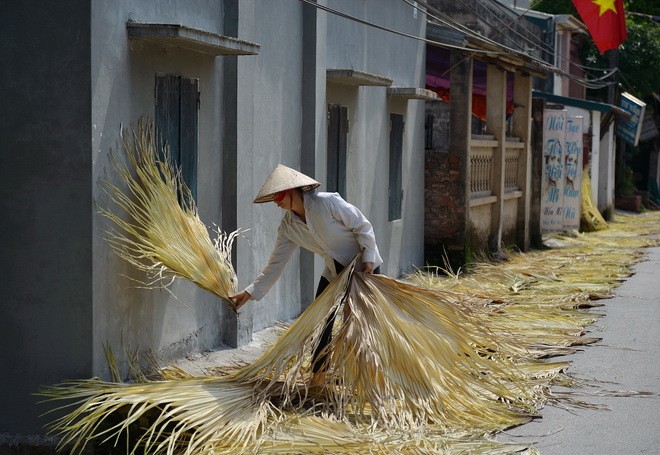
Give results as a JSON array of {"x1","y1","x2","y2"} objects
[
  {"x1": 541, "y1": 109, "x2": 566, "y2": 233},
  {"x1": 616, "y1": 92, "x2": 646, "y2": 147},
  {"x1": 563, "y1": 116, "x2": 583, "y2": 230}
]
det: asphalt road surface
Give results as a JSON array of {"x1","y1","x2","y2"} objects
[{"x1": 499, "y1": 246, "x2": 660, "y2": 455}]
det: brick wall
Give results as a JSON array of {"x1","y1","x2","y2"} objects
[{"x1": 424, "y1": 149, "x2": 468, "y2": 268}]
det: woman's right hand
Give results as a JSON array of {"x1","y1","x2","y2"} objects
[{"x1": 228, "y1": 290, "x2": 252, "y2": 311}]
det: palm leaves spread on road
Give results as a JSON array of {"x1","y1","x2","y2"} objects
[{"x1": 40, "y1": 120, "x2": 660, "y2": 454}]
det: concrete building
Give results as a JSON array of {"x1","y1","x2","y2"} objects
[
  {"x1": 0, "y1": 0, "x2": 428, "y2": 436},
  {"x1": 423, "y1": 0, "x2": 548, "y2": 267},
  {"x1": 422, "y1": 0, "x2": 625, "y2": 267}
]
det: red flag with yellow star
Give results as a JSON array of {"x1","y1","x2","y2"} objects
[{"x1": 572, "y1": 0, "x2": 628, "y2": 53}]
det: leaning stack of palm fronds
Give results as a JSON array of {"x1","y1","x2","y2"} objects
[
  {"x1": 580, "y1": 168, "x2": 608, "y2": 232},
  {"x1": 98, "y1": 119, "x2": 238, "y2": 304}
]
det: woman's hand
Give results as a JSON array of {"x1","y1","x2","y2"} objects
[
  {"x1": 362, "y1": 262, "x2": 375, "y2": 274},
  {"x1": 228, "y1": 290, "x2": 252, "y2": 311}
]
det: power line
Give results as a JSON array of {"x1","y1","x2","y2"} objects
[
  {"x1": 299, "y1": 0, "x2": 616, "y2": 90},
  {"x1": 297, "y1": 0, "x2": 505, "y2": 55},
  {"x1": 407, "y1": 0, "x2": 571, "y2": 75},
  {"x1": 408, "y1": 0, "x2": 618, "y2": 89}
]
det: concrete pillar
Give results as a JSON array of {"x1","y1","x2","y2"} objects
[
  {"x1": 486, "y1": 64, "x2": 507, "y2": 252},
  {"x1": 530, "y1": 98, "x2": 546, "y2": 248},
  {"x1": 512, "y1": 71, "x2": 532, "y2": 251},
  {"x1": 553, "y1": 30, "x2": 564, "y2": 97},
  {"x1": 300, "y1": 1, "x2": 323, "y2": 310},
  {"x1": 650, "y1": 151, "x2": 660, "y2": 190},
  {"x1": 590, "y1": 110, "x2": 601, "y2": 203},
  {"x1": 448, "y1": 51, "x2": 473, "y2": 265},
  {"x1": 598, "y1": 124, "x2": 616, "y2": 219},
  {"x1": 222, "y1": 0, "x2": 254, "y2": 347}
]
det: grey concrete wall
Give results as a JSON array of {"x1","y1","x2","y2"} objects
[
  {"x1": 234, "y1": 0, "x2": 308, "y2": 332},
  {"x1": 0, "y1": 1, "x2": 93, "y2": 434},
  {"x1": 324, "y1": 0, "x2": 427, "y2": 278},
  {"x1": 234, "y1": 0, "x2": 427, "y2": 335},
  {"x1": 90, "y1": 0, "x2": 231, "y2": 377}
]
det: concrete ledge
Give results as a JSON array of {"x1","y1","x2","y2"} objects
[
  {"x1": 470, "y1": 195, "x2": 497, "y2": 207},
  {"x1": 503, "y1": 190, "x2": 523, "y2": 200},
  {"x1": 387, "y1": 87, "x2": 439, "y2": 100},
  {"x1": 326, "y1": 69, "x2": 392, "y2": 87},
  {"x1": 127, "y1": 22, "x2": 260, "y2": 56},
  {"x1": 471, "y1": 139, "x2": 499, "y2": 148}
]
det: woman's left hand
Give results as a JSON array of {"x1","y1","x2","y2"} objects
[{"x1": 362, "y1": 262, "x2": 375, "y2": 274}]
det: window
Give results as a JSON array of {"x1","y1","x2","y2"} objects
[
  {"x1": 326, "y1": 104, "x2": 348, "y2": 198},
  {"x1": 155, "y1": 73, "x2": 199, "y2": 201},
  {"x1": 388, "y1": 113, "x2": 404, "y2": 221}
]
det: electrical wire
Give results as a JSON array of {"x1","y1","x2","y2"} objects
[
  {"x1": 412, "y1": 0, "x2": 613, "y2": 81},
  {"x1": 297, "y1": 0, "x2": 506, "y2": 55},
  {"x1": 485, "y1": 0, "x2": 622, "y2": 74},
  {"x1": 404, "y1": 0, "x2": 571, "y2": 76},
  {"x1": 407, "y1": 0, "x2": 619, "y2": 89},
  {"x1": 298, "y1": 0, "x2": 617, "y2": 90}
]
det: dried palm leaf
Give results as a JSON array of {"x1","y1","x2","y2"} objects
[
  {"x1": 42, "y1": 261, "x2": 551, "y2": 454},
  {"x1": 580, "y1": 169, "x2": 608, "y2": 232},
  {"x1": 98, "y1": 119, "x2": 238, "y2": 306},
  {"x1": 40, "y1": 377, "x2": 278, "y2": 455},
  {"x1": 233, "y1": 261, "x2": 548, "y2": 431}
]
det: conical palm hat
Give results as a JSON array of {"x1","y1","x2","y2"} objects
[{"x1": 253, "y1": 164, "x2": 321, "y2": 203}]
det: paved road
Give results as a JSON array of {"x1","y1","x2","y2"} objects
[{"x1": 500, "y1": 246, "x2": 660, "y2": 455}]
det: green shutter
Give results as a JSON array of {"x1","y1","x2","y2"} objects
[
  {"x1": 155, "y1": 74, "x2": 181, "y2": 165},
  {"x1": 389, "y1": 113, "x2": 404, "y2": 221},
  {"x1": 179, "y1": 77, "x2": 199, "y2": 201},
  {"x1": 155, "y1": 73, "x2": 199, "y2": 202},
  {"x1": 327, "y1": 104, "x2": 348, "y2": 198}
]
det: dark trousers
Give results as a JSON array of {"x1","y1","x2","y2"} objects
[{"x1": 311, "y1": 261, "x2": 380, "y2": 373}]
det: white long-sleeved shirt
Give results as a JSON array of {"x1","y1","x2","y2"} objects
[{"x1": 245, "y1": 191, "x2": 383, "y2": 301}]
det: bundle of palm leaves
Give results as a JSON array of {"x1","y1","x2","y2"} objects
[
  {"x1": 580, "y1": 169, "x2": 608, "y2": 232},
  {"x1": 98, "y1": 119, "x2": 238, "y2": 305}
]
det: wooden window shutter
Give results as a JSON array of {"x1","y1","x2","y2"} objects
[
  {"x1": 155, "y1": 73, "x2": 199, "y2": 201},
  {"x1": 155, "y1": 74, "x2": 181, "y2": 165},
  {"x1": 179, "y1": 77, "x2": 199, "y2": 201},
  {"x1": 327, "y1": 104, "x2": 348, "y2": 198},
  {"x1": 388, "y1": 113, "x2": 404, "y2": 221}
]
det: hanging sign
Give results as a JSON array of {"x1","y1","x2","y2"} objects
[
  {"x1": 616, "y1": 92, "x2": 646, "y2": 147},
  {"x1": 541, "y1": 109, "x2": 566, "y2": 233},
  {"x1": 562, "y1": 116, "x2": 583, "y2": 230}
]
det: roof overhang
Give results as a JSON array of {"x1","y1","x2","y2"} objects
[
  {"x1": 387, "y1": 87, "x2": 439, "y2": 101},
  {"x1": 555, "y1": 14, "x2": 588, "y2": 34},
  {"x1": 126, "y1": 22, "x2": 260, "y2": 56},
  {"x1": 426, "y1": 22, "x2": 559, "y2": 78},
  {"x1": 326, "y1": 69, "x2": 393, "y2": 87},
  {"x1": 533, "y1": 90, "x2": 631, "y2": 119}
]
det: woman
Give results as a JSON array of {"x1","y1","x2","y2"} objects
[{"x1": 229, "y1": 164, "x2": 382, "y2": 383}]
